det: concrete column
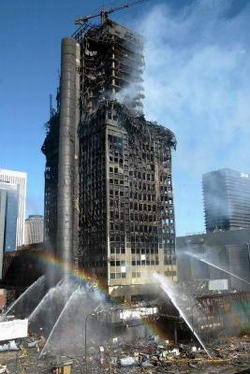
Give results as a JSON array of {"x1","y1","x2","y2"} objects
[
  {"x1": 57, "y1": 38, "x2": 77, "y2": 269},
  {"x1": 72, "y1": 42, "x2": 81, "y2": 270}
]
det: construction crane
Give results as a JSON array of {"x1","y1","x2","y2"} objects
[{"x1": 75, "y1": 0, "x2": 150, "y2": 25}]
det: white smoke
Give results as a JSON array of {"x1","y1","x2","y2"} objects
[{"x1": 130, "y1": 0, "x2": 250, "y2": 235}]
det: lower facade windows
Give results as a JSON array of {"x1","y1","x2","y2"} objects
[{"x1": 110, "y1": 273, "x2": 126, "y2": 279}]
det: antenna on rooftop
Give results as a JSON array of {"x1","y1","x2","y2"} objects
[{"x1": 75, "y1": 0, "x2": 150, "y2": 25}]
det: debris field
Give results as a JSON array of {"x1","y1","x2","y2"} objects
[{"x1": 0, "y1": 335, "x2": 250, "y2": 374}]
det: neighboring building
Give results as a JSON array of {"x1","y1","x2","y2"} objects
[
  {"x1": 42, "y1": 16, "x2": 177, "y2": 300},
  {"x1": 1, "y1": 243, "x2": 46, "y2": 288},
  {"x1": 0, "y1": 183, "x2": 19, "y2": 252},
  {"x1": 0, "y1": 182, "x2": 18, "y2": 279},
  {"x1": 0, "y1": 169, "x2": 27, "y2": 247},
  {"x1": 203, "y1": 168, "x2": 250, "y2": 232},
  {"x1": 176, "y1": 229, "x2": 250, "y2": 291},
  {"x1": 25, "y1": 215, "x2": 44, "y2": 245}
]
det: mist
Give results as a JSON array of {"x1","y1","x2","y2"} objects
[{"x1": 132, "y1": 0, "x2": 250, "y2": 235}]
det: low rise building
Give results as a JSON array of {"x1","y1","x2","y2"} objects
[{"x1": 176, "y1": 229, "x2": 250, "y2": 291}]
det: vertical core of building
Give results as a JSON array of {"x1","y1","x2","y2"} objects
[{"x1": 57, "y1": 38, "x2": 77, "y2": 266}]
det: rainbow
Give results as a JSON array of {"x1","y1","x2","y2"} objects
[
  {"x1": 34, "y1": 251, "x2": 107, "y2": 292},
  {"x1": 29, "y1": 250, "x2": 168, "y2": 341}
]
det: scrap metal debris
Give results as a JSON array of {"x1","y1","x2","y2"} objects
[{"x1": 0, "y1": 335, "x2": 249, "y2": 373}]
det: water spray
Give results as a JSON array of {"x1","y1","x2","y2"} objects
[
  {"x1": 40, "y1": 286, "x2": 81, "y2": 358},
  {"x1": 154, "y1": 272, "x2": 211, "y2": 357},
  {"x1": 188, "y1": 252, "x2": 250, "y2": 286},
  {"x1": 5, "y1": 275, "x2": 45, "y2": 316},
  {"x1": 28, "y1": 279, "x2": 63, "y2": 322}
]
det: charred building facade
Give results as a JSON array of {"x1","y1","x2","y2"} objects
[{"x1": 42, "y1": 17, "x2": 177, "y2": 300}]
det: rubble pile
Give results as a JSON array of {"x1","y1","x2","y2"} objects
[
  {"x1": 84, "y1": 336, "x2": 250, "y2": 374},
  {"x1": 0, "y1": 335, "x2": 249, "y2": 374}
]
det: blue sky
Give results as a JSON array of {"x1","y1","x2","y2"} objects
[{"x1": 1, "y1": 0, "x2": 249, "y2": 235}]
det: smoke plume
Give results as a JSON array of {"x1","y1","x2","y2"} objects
[{"x1": 132, "y1": 0, "x2": 250, "y2": 235}]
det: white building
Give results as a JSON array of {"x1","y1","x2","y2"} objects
[
  {"x1": 25, "y1": 215, "x2": 44, "y2": 245},
  {"x1": 0, "y1": 169, "x2": 27, "y2": 247}
]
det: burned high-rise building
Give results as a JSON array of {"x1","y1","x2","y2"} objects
[{"x1": 42, "y1": 13, "x2": 177, "y2": 300}]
